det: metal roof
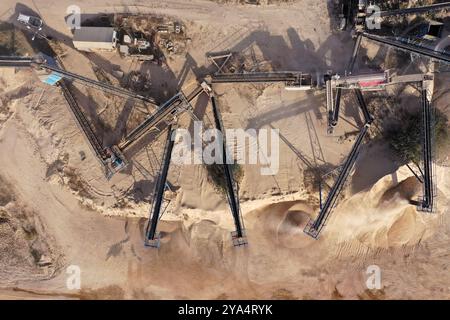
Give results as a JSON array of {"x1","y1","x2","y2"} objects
[{"x1": 73, "y1": 27, "x2": 115, "y2": 43}]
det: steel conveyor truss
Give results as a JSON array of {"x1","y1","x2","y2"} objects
[
  {"x1": 144, "y1": 125, "x2": 176, "y2": 248},
  {"x1": 418, "y1": 86, "x2": 435, "y2": 212},
  {"x1": 304, "y1": 89, "x2": 373, "y2": 238},
  {"x1": 210, "y1": 95, "x2": 247, "y2": 246}
]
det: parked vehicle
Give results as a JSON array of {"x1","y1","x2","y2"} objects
[{"x1": 17, "y1": 13, "x2": 43, "y2": 30}]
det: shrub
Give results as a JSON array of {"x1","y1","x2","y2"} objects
[
  {"x1": 386, "y1": 108, "x2": 449, "y2": 164},
  {"x1": 205, "y1": 163, "x2": 244, "y2": 196}
]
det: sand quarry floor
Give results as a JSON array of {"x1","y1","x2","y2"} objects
[{"x1": 0, "y1": 0, "x2": 449, "y2": 299}]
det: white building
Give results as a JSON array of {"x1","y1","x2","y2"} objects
[{"x1": 73, "y1": 27, "x2": 118, "y2": 52}]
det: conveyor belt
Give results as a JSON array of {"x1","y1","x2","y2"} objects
[
  {"x1": 304, "y1": 123, "x2": 370, "y2": 238},
  {"x1": 347, "y1": 33, "x2": 362, "y2": 73},
  {"x1": 119, "y1": 93, "x2": 184, "y2": 150},
  {"x1": 389, "y1": 73, "x2": 430, "y2": 84},
  {"x1": 37, "y1": 62, "x2": 157, "y2": 104},
  {"x1": 0, "y1": 56, "x2": 33, "y2": 67},
  {"x1": 306, "y1": 90, "x2": 373, "y2": 238},
  {"x1": 421, "y1": 88, "x2": 434, "y2": 211},
  {"x1": 379, "y1": 2, "x2": 450, "y2": 17},
  {"x1": 59, "y1": 81, "x2": 107, "y2": 161},
  {"x1": 0, "y1": 56, "x2": 157, "y2": 104},
  {"x1": 331, "y1": 88, "x2": 342, "y2": 127},
  {"x1": 0, "y1": 56, "x2": 107, "y2": 162},
  {"x1": 210, "y1": 96, "x2": 246, "y2": 243},
  {"x1": 211, "y1": 72, "x2": 305, "y2": 83},
  {"x1": 54, "y1": 54, "x2": 107, "y2": 162},
  {"x1": 186, "y1": 84, "x2": 204, "y2": 101},
  {"x1": 119, "y1": 85, "x2": 204, "y2": 151},
  {"x1": 361, "y1": 33, "x2": 450, "y2": 63},
  {"x1": 145, "y1": 126, "x2": 175, "y2": 247},
  {"x1": 354, "y1": 89, "x2": 373, "y2": 124}
]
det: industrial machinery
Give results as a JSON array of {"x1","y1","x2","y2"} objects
[
  {"x1": 143, "y1": 82, "x2": 249, "y2": 248},
  {"x1": 210, "y1": 71, "x2": 315, "y2": 90},
  {"x1": 1, "y1": 4, "x2": 444, "y2": 247},
  {"x1": 144, "y1": 125, "x2": 176, "y2": 248},
  {"x1": 418, "y1": 85, "x2": 435, "y2": 212},
  {"x1": 0, "y1": 54, "x2": 159, "y2": 177},
  {"x1": 210, "y1": 95, "x2": 247, "y2": 246},
  {"x1": 305, "y1": 89, "x2": 373, "y2": 238}
]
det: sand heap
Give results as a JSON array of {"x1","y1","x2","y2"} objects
[
  {"x1": 0, "y1": 174, "x2": 60, "y2": 286},
  {"x1": 325, "y1": 165, "x2": 444, "y2": 250},
  {"x1": 154, "y1": 163, "x2": 446, "y2": 273}
]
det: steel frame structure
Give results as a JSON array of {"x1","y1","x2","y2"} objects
[{"x1": 1, "y1": 3, "x2": 444, "y2": 245}]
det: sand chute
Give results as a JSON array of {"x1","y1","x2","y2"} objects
[{"x1": 276, "y1": 202, "x2": 313, "y2": 249}]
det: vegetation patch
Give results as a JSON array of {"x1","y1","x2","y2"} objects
[
  {"x1": 385, "y1": 108, "x2": 449, "y2": 165},
  {"x1": 205, "y1": 163, "x2": 244, "y2": 196}
]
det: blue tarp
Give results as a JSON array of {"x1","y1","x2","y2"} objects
[{"x1": 43, "y1": 72, "x2": 63, "y2": 85}]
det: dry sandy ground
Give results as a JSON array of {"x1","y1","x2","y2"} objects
[{"x1": 0, "y1": 0, "x2": 449, "y2": 299}]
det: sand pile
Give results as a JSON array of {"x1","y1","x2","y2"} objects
[
  {"x1": 155, "y1": 161, "x2": 445, "y2": 262},
  {"x1": 275, "y1": 202, "x2": 313, "y2": 249},
  {"x1": 0, "y1": 175, "x2": 60, "y2": 286},
  {"x1": 0, "y1": 69, "x2": 34, "y2": 126},
  {"x1": 325, "y1": 165, "x2": 443, "y2": 251}
]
